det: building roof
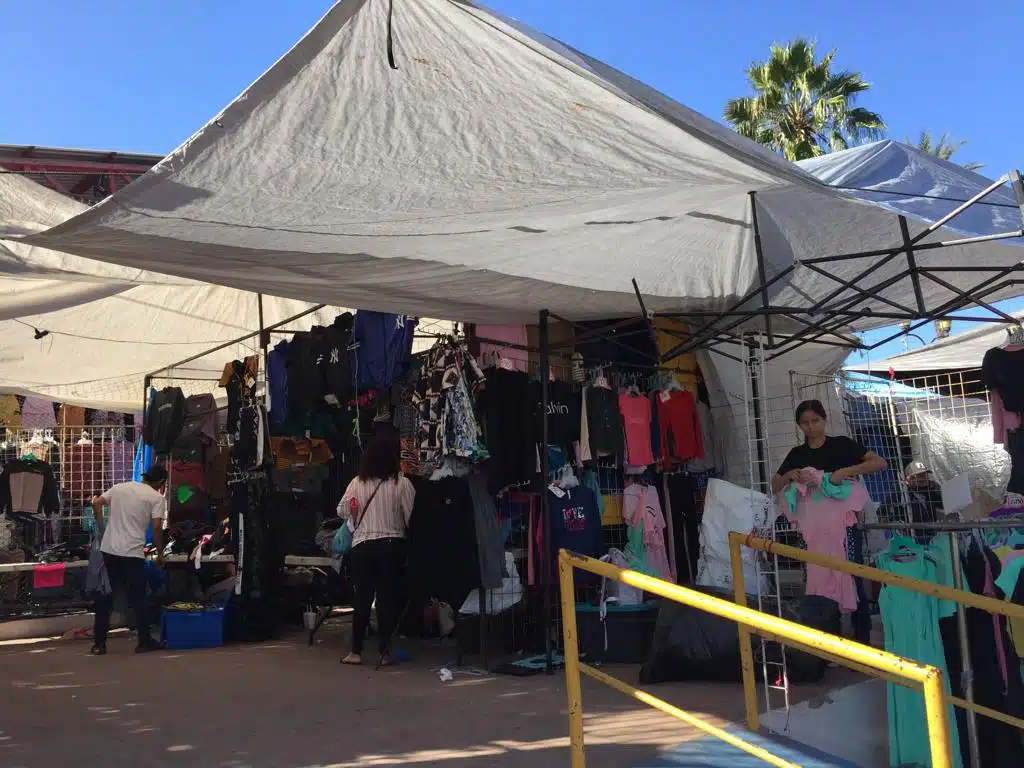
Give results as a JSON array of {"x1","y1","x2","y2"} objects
[{"x1": 0, "y1": 144, "x2": 163, "y2": 206}]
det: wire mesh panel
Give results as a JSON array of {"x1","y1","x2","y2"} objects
[{"x1": 0, "y1": 423, "x2": 139, "y2": 620}]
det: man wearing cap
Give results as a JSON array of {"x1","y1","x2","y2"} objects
[{"x1": 881, "y1": 461, "x2": 944, "y2": 534}]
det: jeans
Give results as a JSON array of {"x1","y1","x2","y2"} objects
[
  {"x1": 93, "y1": 553, "x2": 152, "y2": 647},
  {"x1": 350, "y1": 538, "x2": 406, "y2": 655}
]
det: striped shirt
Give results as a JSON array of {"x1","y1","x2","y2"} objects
[{"x1": 337, "y1": 475, "x2": 415, "y2": 548}]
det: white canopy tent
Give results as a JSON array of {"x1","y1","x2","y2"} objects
[
  {"x1": 798, "y1": 140, "x2": 1024, "y2": 243},
  {"x1": 845, "y1": 313, "x2": 1023, "y2": 376},
  {"x1": 25, "y1": 0, "x2": 1024, "y2": 344},
  {"x1": 0, "y1": 173, "x2": 369, "y2": 411}
]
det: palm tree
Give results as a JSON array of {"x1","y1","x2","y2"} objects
[
  {"x1": 724, "y1": 38, "x2": 886, "y2": 161},
  {"x1": 911, "y1": 131, "x2": 983, "y2": 171}
]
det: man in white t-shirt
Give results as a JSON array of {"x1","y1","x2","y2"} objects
[{"x1": 89, "y1": 465, "x2": 168, "y2": 655}]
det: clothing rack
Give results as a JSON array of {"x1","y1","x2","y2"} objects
[{"x1": 860, "y1": 518, "x2": 1024, "y2": 768}]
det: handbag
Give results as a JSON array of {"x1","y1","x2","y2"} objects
[{"x1": 332, "y1": 480, "x2": 384, "y2": 556}]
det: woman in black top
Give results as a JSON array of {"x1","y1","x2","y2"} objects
[{"x1": 771, "y1": 400, "x2": 887, "y2": 494}]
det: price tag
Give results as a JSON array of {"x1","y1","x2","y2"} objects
[
  {"x1": 659, "y1": 390, "x2": 672, "y2": 403},
  {"x1": 548, "y1": 484, "x2": 566, "y2": 498}
]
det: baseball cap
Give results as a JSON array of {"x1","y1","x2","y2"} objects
[{"x1": 904, "y1": 461, "x2": 929, "y2": 480}]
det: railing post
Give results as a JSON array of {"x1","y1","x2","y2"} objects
[
  {"x1": 729, "y1": 533, "x2": 759, "y2": 732},
  {"x1": 558, "y1": 550, "x2": 586, "y2": 767},
  {"x1": 922, "y1": 668, "x2": 953, "y2": 768}
]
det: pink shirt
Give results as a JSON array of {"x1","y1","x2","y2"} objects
[
  {"x1": 623, "y1": 483, "x2": 674, "y2": 582},
  {"x1": 619, "y1": 393, "x2": 655, "y2": 467},
  {"x1": 784, "y1": 479, "x2": 869, "y2": 613}
]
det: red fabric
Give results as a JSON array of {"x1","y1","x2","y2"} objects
[
  {"x1": 33, "y1": 563, "x2": 65, "y2": 590},
  {"x1": 170, "y1": 460, "x2": 205, "y2": 489},
  {"x1": 656, "y1": 391, "x2": 704, "y2": 463},
  {"x1": 618, "y1": 393, "x2": 655, "y2": 466}
]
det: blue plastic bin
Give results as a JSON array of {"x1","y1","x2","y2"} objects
[{"x1": 160, "y1": 606, "x2": 225, "y2": 650}]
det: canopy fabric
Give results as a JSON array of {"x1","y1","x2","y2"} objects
[
  {"x1": 25, "y1": 0, "x2": 1024, "y2": 331},
  {"x1": 798, "y1": 140, "x2": 1024, "y2": 242},
  {"x1": 0, "y1": 174, "x2": 368, "y2": 411},
  {"x1": 845, "y1": 313, "x2": 1023, "y2": 374}
]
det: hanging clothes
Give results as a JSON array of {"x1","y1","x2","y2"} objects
[
  {"x1": 532, "y1": 379, "x2": 582, "y2": 460},
  {"x1": 656, "y1": 390, "x2": 703, "y2": 464},
  {"x1": 412, "y1": 341, "x2": 485, "y2": 474},
  {"x1": 352, "y1": 311, "x2": 416, "y2": 390},
  {"x1": 143, "y1": 387, "x2": 186, "y2": 453},
  {"x1": 783, "y1": 475, "x2": 868, "y2": 613},
  {"x1": 268, "y1": 338, "x2": 291, "y2": 425},
  {"x1": 477, "y1": 368, "x2": 535, "y2": 492},
  {"x1": 0, "y1": 458, "x2": 60, "y2": 518},
  {"x1": 622, "y1": 482, "x2": 673, "y2": 582},
  {"x1": 584, "y1": 385, "x2": 624, "y2": 460},
  {"x1": 938, "y1": 537, "x2": 1024, "y2": 767},
  {"x1": 619, "y1": 392, "x2": 655, "y2": 467},
  {"x1": 877, "y1": 549, "x2": 962, "y2": 768},
  {"x1": 19, "y1": 397, "x2": 56, "y2": 429}
]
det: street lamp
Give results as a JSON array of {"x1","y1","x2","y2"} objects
[{"x1": 934, "y1": 319, "x2": 953, "y2": 340}]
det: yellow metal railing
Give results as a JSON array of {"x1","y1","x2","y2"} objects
[
  {"x1": 558, "y1": 548, "x2": 953, "y2": 768},
  {"x1": 729, "y1": 532, "x2": 1024, "y2": 733}
]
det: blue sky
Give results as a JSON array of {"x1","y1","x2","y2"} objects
[{"x1": 2, "y1": 0, "x2": 1021, "y2": 363}]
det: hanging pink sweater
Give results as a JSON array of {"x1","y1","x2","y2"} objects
[{"x1": 784, "y1": 475, "x2": 869, "y2": 613}]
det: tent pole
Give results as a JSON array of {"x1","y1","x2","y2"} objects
[
  {"x1": 749, "y1": 192, "x2": 774, "y2": 346},
  {"x1": 747, "y1": 338, "x2": 768, "y2": 492},
  {"x1": 141, "y1": 374, "x2": 152, "y2": 444},
  {"x1": 539, "y1": 309, "x2": 553, "y2": 675},
  {"x1": 257, "y1": 293, "x2": 270, "y2": 410},
  {"x1": 144, "y1": 303, "x2": 327, "y2": 381}
]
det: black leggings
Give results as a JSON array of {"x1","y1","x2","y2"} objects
[{"x1": 350, "y1": 538, "x2": 406, "y2": 656}]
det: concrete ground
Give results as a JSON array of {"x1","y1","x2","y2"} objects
[{"x1": 0, "y1": 617, "x2": 864, "y2": 768}]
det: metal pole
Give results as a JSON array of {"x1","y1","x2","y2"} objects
[
  {"x1": 730, "y1": 534, "x2": 760, "y2": 731},
  {"x1": 257, "y1": 293, "x2": 270, "y2": 410},
  {"x1": 948, "y1": 532, "x2": 981, "y2": 768},
  {"x1": 144, "y1": 303, "x2": 327, "y2": 380},
  {"x1": 747, "y1": 339, "x2": 768, "y2": 492},
  {"x1": 539, "y1": 309, "x2": 553, "y2": 674},
  {"x1": 558, "y1": 550, "x2": 586, "y2": 766},
  {"x1": 749, "y1": 191, "x2": 774, "y2": 346}
]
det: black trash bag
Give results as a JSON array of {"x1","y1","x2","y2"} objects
[{"x1": 639, "y1": 588, "x2": 835, "y2": 685}]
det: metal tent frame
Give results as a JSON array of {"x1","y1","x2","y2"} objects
[{"x1": 649, "y1": 171, "x2": 1024, "y2": 364}]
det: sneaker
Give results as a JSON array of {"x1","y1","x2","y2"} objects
[{"x1": 89, "y1": 644, "x2": 107, "y2": 656}]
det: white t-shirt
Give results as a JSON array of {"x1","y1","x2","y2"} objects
[{"x1": 99, "y1": 482, "x2": 166, "y2": 559}]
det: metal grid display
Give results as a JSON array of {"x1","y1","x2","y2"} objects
[{"x1": 0, "y1": 423, "x2": 139, "y2": 619}]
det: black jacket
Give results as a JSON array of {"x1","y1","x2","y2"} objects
[{"x1": 144, "y1": 387, "x2": 186, "y2": 454}]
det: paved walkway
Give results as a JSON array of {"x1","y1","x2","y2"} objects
[{"x1": 0, "y1": 622, "x2": 860, "y2": 767}]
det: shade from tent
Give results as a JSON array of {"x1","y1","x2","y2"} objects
[{"x1": 23, "y1": 0, "x2": 1024, "y2": 335}]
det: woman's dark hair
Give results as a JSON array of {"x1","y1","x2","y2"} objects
[
  {"x1": 794, "y1": 399, "x2": 828, "y2": 423},
  {"x1": 358, "y1": 433, "x2": 401, "y2": 481}
]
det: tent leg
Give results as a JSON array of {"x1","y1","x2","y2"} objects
[
  {"x1": 747, "y1": 340, "x2": 768, "y2": 493},
  {"x1": 539, "y1": 309, "x2": 553, "y2": 675},
  {"x1": 257, "y1": 293, "x2": 270, "y2": 410}
]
